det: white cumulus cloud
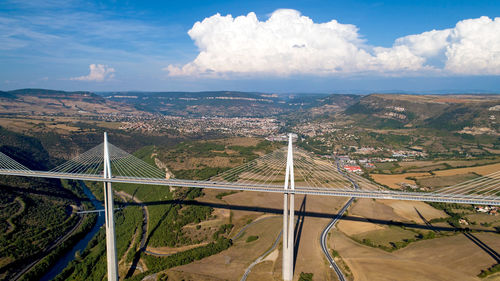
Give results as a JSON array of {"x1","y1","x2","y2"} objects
[
  {"x1": 394, "y1": 16, "x2": 500, "y2": 75},
  {"x1": 445, "y1": 16, "x2": 500, "y2": 74},
  {"x1": 165, "y1": 10, "x2": 500, "y2": 77},
  {"x1": 71, "y1": 64, "x2": 115, "y2": 82}
]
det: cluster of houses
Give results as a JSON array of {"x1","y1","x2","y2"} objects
[
  {"x1": 265, "y1": 133, "x2": 298, "y2": 142},
  {"x1": 399, "y1": 182, "x2": 430, "y2": 192},
  {"x1": 344, "y1": 165, "x2": 363, "y2": 173},
  {"x1": 475, "y1": 206, "x2": 498, "y2": 216},
  {"x1": 358, "y1": 159, "x2": 375, "y2": 168},
  {"x1": 337, "y1": 155, "x2": 364, "y2": 174},
  {"x1": 350, "y1": 146, "x2": 427, "y2": 160},
  {"x1": 460, "y1": 206, "x2": 499, "y2": 225},
  {"x1": 338, "y1": 155, "x2": 395, "y2": 174},
  {"x1": 391, "y1": 150, "x2": 427, "y2": 158}
]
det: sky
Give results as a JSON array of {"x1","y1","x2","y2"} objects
[{"x1": 1, "y1": 0, "x2": 500, "y2": 93}]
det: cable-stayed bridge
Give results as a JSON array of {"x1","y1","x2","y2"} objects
[
  {"x1": 1, "y1": 140, "x2": 499, "y2": 206},
  {"x1": 0, "y1": 133, "x2": 499, "y2": 281}
]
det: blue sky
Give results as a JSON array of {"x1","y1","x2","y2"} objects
[{"x1": 1, "y1": 0, "x2": 499, "y2": 93}]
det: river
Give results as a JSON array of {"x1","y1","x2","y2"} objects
[{"x1": 39, "y1": 181, "x2": 104, "y2": 281}]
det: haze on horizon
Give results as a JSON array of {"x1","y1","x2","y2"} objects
[{"x1": 1, "y1": 0, "x2": 499, "y2": 93}]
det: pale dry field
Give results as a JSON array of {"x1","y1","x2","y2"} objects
[
  {"x1": 341, "y1": 199, "x2": 448, "y2": 246},
  {"x1": 371, "y1": 162, "x2": 500, "y2": 190},
  {"x1": 349, "y1": 199, "x2": 447, "y2": 224},
  {"x1": 398, "y1": 159, "x2": 500, "y2": 170},
  {"x1": 378, "y1": 199, "x2": 447, "y2": 222},
  {"x1": 433, "y1": 162, "x2": 500, "y2": 176},
  {"x1": 337, "y1": 217, "x2": 385, "y2": 236},
  {"x1": 331, "y1": 230, "x2": 500, "y2": 281},
  {"x1": 370, "y1": 172, "x2": 430, "y2": 189},
  {"x1": 350, "y1": 198, "x2": 406, "y2": 222},
  {"x1": 417, "y1": 173, "x2": 478, "y2": 189}
]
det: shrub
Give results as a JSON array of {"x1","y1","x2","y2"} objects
[
  {"x1": 298, "y1": 272, "x2": 314, "y2": 281},
  {"x1": 478, "y1": 263, "x2": 500, "y2": 278},
  {"x1": 246, "y1": 235, "x2": 259, "y2": 243}
]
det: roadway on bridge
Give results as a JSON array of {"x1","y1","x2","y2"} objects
[{"x1": 0, "y1": 169, "x2": 498, "y2": 206}]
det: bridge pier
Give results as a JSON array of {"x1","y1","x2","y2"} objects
[
  {"x1": 103, "y1": 132, "x2": 118, "y2": 281},
  {"x1": 282, "y1": 134, "x2": 295, "y2": 281}
]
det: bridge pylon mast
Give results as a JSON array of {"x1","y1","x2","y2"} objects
[
  {"x1": 103, "y1": 132, "x2": 118, "y2": 281},
  {"x1": 282, "y1": 133, "x2": 295, "y2": 281}
]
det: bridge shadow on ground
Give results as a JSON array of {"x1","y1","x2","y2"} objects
[
  {"x1": 128, "y1": 199, "x2": 499, "y2": 234},
  {"x1": 414, "y1": 207, "x2": 500, "y2": 262},
  {"x1": 125, "y1": 187, "x2": 148, "y2": 279},
  {"x1": 415, "y1": 207, "x2": 439, "y2": 233},
  {"x1": 293, "y1": 196, "x2": 306, "y2": 273},
  {"x1": 463, "y1": 232, "x2": 500, "y2": 263}
]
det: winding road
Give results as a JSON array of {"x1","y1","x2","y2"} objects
[
  {"x1": 320, "y1": 198, "x2": 353, "y2": 281},
  {"x1": 240, "y1": 230, "x2": 283, "y2": 281},
  {"x1": 320, "y1": 160, "x2": 359, "y2": 281}
]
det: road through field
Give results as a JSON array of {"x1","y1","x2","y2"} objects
[
  {"x1": 320, "y1": 161, "x2": 358, "y2": 281},
  {"x1": 320, "y1": 198, "x2": 353, "y2": 281},
  {"x1": 240, "y1": 230, "x2": 283, "y2": 281}
]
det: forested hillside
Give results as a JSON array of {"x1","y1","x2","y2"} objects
[{"x1": 0, "y1": 127, "x2": 93, "y2": 281}]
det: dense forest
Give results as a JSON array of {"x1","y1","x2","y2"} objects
[{"x1": 0, "y1": 128, "x2": 96, "y2": 281}]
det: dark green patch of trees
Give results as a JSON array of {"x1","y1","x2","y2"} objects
[
  {"x1": 129, "y1": 237, "x2": 232, "y2": 281},
  {"x1": 216, "y1": 191, "x2": 238, "y2": 199},
  {"x1": 298, "y1": 272, "x2": 314, "y2": 281},
  {"x1": 478, "y1": 263, "x2": 500, "y2": 278}
]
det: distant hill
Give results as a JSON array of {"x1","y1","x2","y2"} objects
[
  {"x1": 343, "y1": 94, "x2": 500, "y2": 133},
  {"x1": 306, "y1": 94, "x2": 361, "y2": 117},
  {"x1": 0, "y1": 88, "x2": 144, "y2": 116},
  {"x1": 100, "y1": 91, "x2": 281, "y2": 117},
  {"x1": 97, "y1": 91, "x2": 356, "y2": 117},
  {"x1": 0, "y1": 88, "x2": 362, "y2": 118}
]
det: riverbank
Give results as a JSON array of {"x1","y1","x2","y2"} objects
[{"x1": 36, "y1": 181, "x2": 104, "y2": 281}]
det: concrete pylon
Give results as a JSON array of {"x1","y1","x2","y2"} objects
[
  {"x1": 282, "y1": 133, "x2": 295, "y2": 281},
  {"x1": 103, "y1": 132, "x2": 118, "y2": 281}
]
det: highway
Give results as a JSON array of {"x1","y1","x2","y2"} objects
[
  {"x1": 320, "y1": 161, "x2": 357, "y2": 281},
  {"x1": 320, "y1": 197, "x2": 353, "y2": 281},
  {"x1": 1, "y1": 169, "x2": 498, "y2": 206}
]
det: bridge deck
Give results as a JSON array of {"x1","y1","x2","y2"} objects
[{"x1": 1, "y1": 169, "x2": 499, "y2": 206}]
